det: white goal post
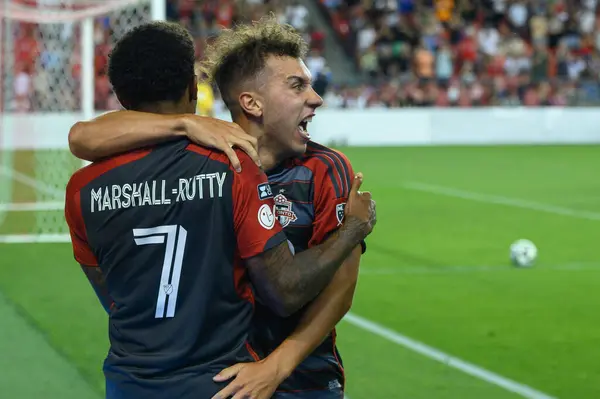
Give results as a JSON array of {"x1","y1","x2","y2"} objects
[{"x1": 0, "y1": 0, "x2": 166, "y2": 243}]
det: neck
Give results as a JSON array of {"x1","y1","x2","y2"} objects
[
  {"x1": 233, "y1": 116, "x2": 286, "y2": 173},
  {"x1": 135, "y1": 102, "x2": 187, "y2": 115},
  {"x1": 257, "y1": 141, "x2": 285, "y2": 173}
]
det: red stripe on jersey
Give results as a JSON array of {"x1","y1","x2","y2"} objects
[
  {"x1": 66, "y1": 149, "x2": 152, "y2": 196},
  {"x1": 188, "y1": 144, "x2": 262, "y2": 304},
  {"x1": 245, "y1": 341, "x2": 261, "y2": 361},
  {"x1": 305, "y1": 142, "x2": 352, "y2": 199},
  {"x1": 65, "y1": 186, "x2": 98, "y2": 266},
  {"x1": 185, "y1": 143, "x2": 234, "y2": 169},
  {"x1": 230, "y1": 150, "x2": 285, "y2": 259}
]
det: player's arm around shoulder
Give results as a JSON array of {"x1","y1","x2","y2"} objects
[
  {"x1": 69, "y1": 110, "x2": 183, "y2": 160},
  {"x1": 68, "y1": 111, "x2": 259, "y2": 171}
]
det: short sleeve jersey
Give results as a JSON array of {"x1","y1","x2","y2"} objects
[
  {"x1": 252, "y1": 141, "x2": 357, "y2": 393},
  {"x1": 65, "y1": 139, "x2": 286, "y2": 398}
]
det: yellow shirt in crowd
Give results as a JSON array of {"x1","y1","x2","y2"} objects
[{"x1": 196, "y1": 82, "x2": 214, "y2": 117}]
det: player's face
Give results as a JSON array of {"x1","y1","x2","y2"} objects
[{"x1": 259, "y1": 56, "x2": 323, "y2": 158}]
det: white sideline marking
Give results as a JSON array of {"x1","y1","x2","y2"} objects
[
  {"x1": 343, "y1": 313, "x2": 557, "y2": 399},
  {"x1": 0, "y1": 202, "x2": 64, "y2": 212},
  {"x1": 359, "y1": 262, "x2": 600, "y2": 275},
  {"x1": 0, "y1": 234, "x2": 71, "y2": 244},
  {"x1": 0, "y1": 165, "x2": 65, "y2": 199},
  {"x1": 403, "y1": 181, "x2": 600, "y2": 222}
]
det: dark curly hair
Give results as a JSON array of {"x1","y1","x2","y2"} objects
[{"x1": 108, "y1": 21, "x2": 195, "y2": 110}]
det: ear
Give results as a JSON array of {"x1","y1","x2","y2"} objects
[
  {"x1": 189, "y1": 75, "x2": 198, "y2": 102},
  {"x1": 238, "y1": 91, "x2": 263, "y2": 118}
]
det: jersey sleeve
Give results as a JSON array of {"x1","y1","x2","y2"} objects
[
  {"x1": 64, "y1": 178, "x2": 98, "y2": 266},
  {"x1": 309, "y1": 149, "x2": 365, "y2": 253},
  {"x1": 232, "y1": 152, "x2": 287, "y2": 259}
]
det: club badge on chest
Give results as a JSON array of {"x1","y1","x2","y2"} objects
[{"x1": 274, "y1": 193, "x2": 298, "y2": 228}]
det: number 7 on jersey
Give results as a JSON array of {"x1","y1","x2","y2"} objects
[{"x1": 133, "y1": 225, "x2": 188, "y2": 318}]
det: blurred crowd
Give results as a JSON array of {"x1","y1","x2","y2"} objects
[
  {"x1": 4, "y1": 0, "x2": 600, "y2": 112},
  {"x1": 320, "y1": 0, "x2": 600, "y2": 107},
  {"x1": 2, "y1": 0, "x2": 320, "y2": 112},
  {"x1": 166, "y1": 0, "x2": 326, "y2": 115}
]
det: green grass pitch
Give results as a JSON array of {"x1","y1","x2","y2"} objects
[{"x1": 1, "y1": 145, "x2": 599, "y2": 398}]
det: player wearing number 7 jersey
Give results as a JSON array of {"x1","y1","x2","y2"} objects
[{"x1": 64, "y1": 22, "x2": 375, "y2": 399}]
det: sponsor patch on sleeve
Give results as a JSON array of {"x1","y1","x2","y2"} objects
[
  {"x1": 257, "y1": 183, "x2": 273, "y2": 200},
  {"x1": 258, "y1": 204, "x2": 275, "y2": 230}
]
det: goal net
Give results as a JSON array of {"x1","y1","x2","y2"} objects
[{"x1": 0, "y1": 0, "x2": 165, "y2": 242}]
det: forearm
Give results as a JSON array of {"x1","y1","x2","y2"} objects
[
  {"x1": 68, "y1": 110, "x2": 187, "y2": 161},
  {"x1": 81, "y1": 265, "x2": 113, "y2": 314},
  {"x1": 270, "y1": 218, "x2": 364, "y2": 314},
  {"x1": 249, "y1": 220, "x2": 364, "y2": 317},
  {"x1": 267, "y1": 246, "x2": 361, "y2": 376},
  {"x1": 90, "y1": 283, "x2": 113, "y2": 314}
]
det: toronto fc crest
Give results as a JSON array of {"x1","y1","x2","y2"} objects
[{"x1": 273, "y1": 193, "x2": 298, "y2": 228}]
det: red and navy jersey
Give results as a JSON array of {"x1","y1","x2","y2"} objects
[
  {"x1": 64, "y1": 139, "x2": 286, "y2": 399},
  {"x1": 253, "y1": 141, "x2": 356, "y2": 394}
]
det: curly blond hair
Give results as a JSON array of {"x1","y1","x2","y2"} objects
[{"x1": 199, "y1": 14, "x2": 308, "y2": 107}]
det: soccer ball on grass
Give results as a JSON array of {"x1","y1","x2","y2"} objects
[{"x1": 510, "y1": 239, "x2": 538, "y2": 267}]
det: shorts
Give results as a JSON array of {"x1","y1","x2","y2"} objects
[
  {"x1": 105, "y1": 374, "x2": 226, "y2": 399},
  {"x1": 273, "y1": 388, "x2": 344, "y2": 399}
]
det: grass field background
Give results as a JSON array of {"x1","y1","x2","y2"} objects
[{"x1": 1, "y1": 145, "x2": 599, "y2": 399}]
